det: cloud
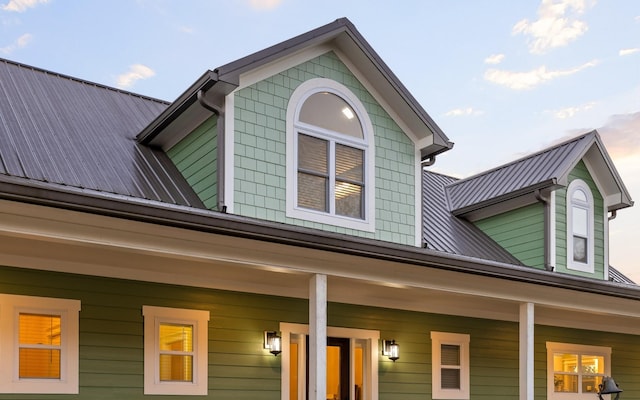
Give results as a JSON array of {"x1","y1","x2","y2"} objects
[
  {"x1": 1, "y1": 0, "x2": 49, "y2": 12},
  {"x1": 484, "y1": 54, "x2": 505, "y2": 65},
  {"x1": 548, "y1": 101, "x2": 596, "y2": 119},
  {"x1": 247, "y1": 0, "x2": 283, "y2": 10},
  {"x1": 484, "y1": 59, "x2": 598, "y2": 90},
  {"x1": 619, "y1": 48, "x2": 640, "y2": 56},
  {"x1": 512, "y1": 0, "x2": 592, "y2": 54},
  {"x1": 598, "y1": 111, "x2": 640, "y2": 159},
  {"x1": 116, "y1": 64, "x2": 156, "y2": 89},
  {"x1": 444, "y1": 107, "x2": 484, "y2": 117},
  {"x1": 0, "y1": 33, "x2": 32, "y2": 54}
]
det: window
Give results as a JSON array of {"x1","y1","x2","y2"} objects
[
  {"x1": 286, "y1": 78, "x2": 375, "y2": 232},
  {"x1": 546, "y1": 342, "x2": 610, "y2": 400},
  {"x1": 431, "y1": 332, "x2": 470, "y2": 400},
  {"x1": 0, "y1": 294, "x2": 80, "y2": 394},
  {"x1": 143, "y1": 306, "x2": 210, "y2": 395},
  {"x1": 280, "y1": 323, "x2": 378, "y2": 400},
  {"x1": 566, "y1": 179, "x2": 594, "y2": 272}
]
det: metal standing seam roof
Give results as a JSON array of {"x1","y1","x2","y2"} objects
[
  {"x1": 445, "y1": 132, "x2": 596, "y2": 214},
  {"x1": 422, "y1": 170, "x2": 523, "y2": 265},
  {"x1": 0, "y1": 58, "x2": 204, "y2": 208}
]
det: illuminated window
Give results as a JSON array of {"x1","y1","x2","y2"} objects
[
  {"x1": 286, "y1": 78, "x2": 375, "y2": 232},
  {"x1": 143, "y1": 306, "x2": 209, "y2": 395},
  {"x1": 566, "y1": 179, "x2": 594, "y2": 273},
  {"x1": 431, "y1": 332, "x2": 470, "y2": 400},
  {"x1": 546, "y1": 342, "x2": 610, "y2": 400},
  {"x1": 0, "y1": 294, "x2": 80, "y2": 394}
]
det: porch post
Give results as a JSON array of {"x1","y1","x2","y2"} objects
[
  {"x1": 309, "y1": 274, "x2": 327, "y2": 400},
  {"x1": 519, "y1": 302, "x2": 534, "y2": 400}
]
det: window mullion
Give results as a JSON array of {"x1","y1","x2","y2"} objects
[{"x1": 328, "y1": 140, "x2": 336, "y2": 215}]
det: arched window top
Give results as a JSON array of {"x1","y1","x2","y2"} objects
[
  {"x1": 299, "y1": 92, "x2": 363, "y2": 139},
  {"x1": 572, "y1": 188, "x2": 588, "y2": 202},
  {"x1": 566, "y1": 179, "x2": 594, "y2": 273}
]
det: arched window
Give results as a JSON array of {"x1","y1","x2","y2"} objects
[
  {"x1": 286, "y1": 78, "x2": 375, "y2": 232},
  {"x1": 566, "y1": 179, "x2": 594, "y2": 272}
]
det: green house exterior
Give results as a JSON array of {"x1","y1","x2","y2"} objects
[{"x1": 0, "y1": 18, "x2": 637, "y2": 400}]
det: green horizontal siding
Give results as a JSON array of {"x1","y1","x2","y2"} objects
[
  {"x1": 555, "y1": 160, "x2": 605, "y2": 279},
  {"x1": 167, "y1": 116, "x2": 218, "y2": 210},
  {"x1": 1, "y1": 266, "x2": 638, "y2": 400},
  {"x1": 474, "y1": 203, "x2": 545, "y2": 269}
]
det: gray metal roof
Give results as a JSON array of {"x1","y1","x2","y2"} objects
[
  {"x1": 610, "y1": 266, "x2": 636, "y2": 284},
  {"x1": 0, "y1": 58, "x2": 204, "y2": 208},
  {"x1": 422, "y1": 170, "x2": 523, "y2": 265},
  {"x1": 445, "y1": 131, "x2": 633, "y2": 215}
]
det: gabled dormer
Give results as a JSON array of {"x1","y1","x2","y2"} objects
[
  {"x1": 443, "y1": 131, "x2": 633, "y2": 280},
  {"x1": 137, "y1": 18, "x2": 453, "y2": 247}
]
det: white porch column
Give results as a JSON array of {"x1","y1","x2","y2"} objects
[
  {"x1": 520, "y1": 302, "x2": 535, "y2": 400},
  {"x1": 309, "y1": 274, "x2": 327, "y2": 400}
]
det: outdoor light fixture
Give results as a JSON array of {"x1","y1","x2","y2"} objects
[
  {"x1": 598, "y1": 377, "x2": 622, "y2": 400},
  {"x1": 264, "y1": 331, "x2": 282, "y2": 356},
  {"x1": 382, "y1": 339, "x2": 399, "y2": 362}
]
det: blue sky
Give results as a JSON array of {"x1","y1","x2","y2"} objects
[{"x1": 1, "y1": 0, "x2": 639, "y2": 281}]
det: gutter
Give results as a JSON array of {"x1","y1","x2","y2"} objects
[
  {"x1": 0, "y1": 177, "x2": 639, "y2": 301},
  {"x1": 535, "y1": 189, "x2": 554, "y2": 271}
]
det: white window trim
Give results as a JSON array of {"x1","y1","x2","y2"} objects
[
  {"x1": 431, "y1": 331, "x2": 470, "y2": 400},
  {"x1": 566, "y1": 179, "x2": 595, "y2": 273},
  {"x1": 0, "y1": 294, "x2": 80, "y2": 394},
  {"x1": 546, "y1": 342, "x2": 611, "y2": 400},
  {"x1": 142, "y1": 305, "x2": 210, "y2": 396},
  {"x1": 279, "y1": 322, "x2": 379, "y2": 400},
  {"x1": 286, "y1": 78, "x2": 376, "y2": 232}
]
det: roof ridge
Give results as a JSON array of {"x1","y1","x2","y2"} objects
[
  {"x1": 0, "y1": 57, "x2": 170, "y2": 105},
  {"x1": 447, "y1": 130, "x2": 597, "y2": 188}
]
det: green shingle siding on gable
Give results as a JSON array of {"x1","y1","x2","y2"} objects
[
  {"x1": 474, "y1": 203, "x2": 545, "y2": 269},
  {"x1": 234, "y1": 52, "x2": 416, "y2": 245},
  {"x1": 554, "y1": 160, "x2": 605, "y2": 279},
  {"x1": 167, "y1": 116, "x2": 218, "y2": 210}
]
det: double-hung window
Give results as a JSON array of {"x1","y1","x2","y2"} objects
[
  {"x1": 286, "y1": 78, "x2": 375, "y2": 232},
  {"x1": 143, "y1": 306, "x2": 210, "y2": 395},
  {"x1": 0, "y1": 294, "x2": 80, "y2": 394},
  {"x1": 546, "y1": 342, "x2": 610, "y2": 400},
  {"x1": 431, "y1": 332, "x2": 470, "y2": 400},
  {"x1": 566, "y1": 179, "x2": 594, "y2": 273}
]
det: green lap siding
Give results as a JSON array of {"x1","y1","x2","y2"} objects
[
  {"x1": 167, "y1": 116, "x2": 218, "y2": 210},
  {"x1": 474, "y1": 203, "x2": 545, "y2": 269}
]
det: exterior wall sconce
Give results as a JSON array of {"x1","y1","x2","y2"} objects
[
  {"x1": 264, "y1": 331, "x2": 282, "y2": 356},
  {"x1": 598, "y1": 376, "x2": 622, "y2": 400},
  {"x1": 382, "y1": 339, "x2": 399, "y2": 362}
]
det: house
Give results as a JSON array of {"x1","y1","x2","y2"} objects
[{"x1": 0, "y1": 17, "x2": 637, "y2": 400}]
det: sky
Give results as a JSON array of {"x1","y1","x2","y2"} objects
[{"x1": 1, "y1": 0, "x2": 639, "y2": 282}]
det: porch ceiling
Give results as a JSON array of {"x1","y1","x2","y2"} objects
[{"x1": 0, "y1": 199, "x2": 638, "y2": 336}]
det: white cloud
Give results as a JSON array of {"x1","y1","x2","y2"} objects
[
  {"x1": 619, "y1": 48, "x2": 640, "y2": 56},
  {"x1": 548, "y1": 101, "x2": 596, "y2": 119},
  {"x1": 484, "y1": 54, "x2": 505, "y2": 65},
  {"x1": 247, "y1": 0, "x2": 283, "y2": 10},
  {"x1": 444, "y1": 107, "x2": 484, "y2": 117},
  {"x1": 598, "y1": 111, "x2": 640, "y2": 159},
  {"x1": 0, "y1": 33, "x2": 32, "y2": 54},
  {"x1": 512, "y1": 0, "x2": 592, "y2": 54},
  {"x1": 484, "y1": 59, "x2": 598, "y2": 90},
  {"x1": 116, "y1": 64, "x2": 156, "y2": 89},
  {"x1": 1, "y1": 0, "x2": 49, "y2": 12}
]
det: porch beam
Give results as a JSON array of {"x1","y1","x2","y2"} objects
[
  {"x1": 520, "y1": 302, "x2": 534, "y2": 400},
  {"x1": 309, "y1": 274, "x2": 327, "y2": 400}
]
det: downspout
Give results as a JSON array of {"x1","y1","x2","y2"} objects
[
  {"x1": 608, "y1": 210, "x2": 617, "y2": 221},
  {"x1": 197, "y1": 89, "x2": 227, "y2": 213},
  {"x1": 420, "y1": 156, "x2": 436, "y2": 248},
  {"x1": 535, "y1": 189, "x2": 554, "y2": 271}
]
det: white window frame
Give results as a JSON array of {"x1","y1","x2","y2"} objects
[
  {"x1": 546, "y1": 342, "x2": 611, "y2": 400},
  {"x1": 431, "y1": 332, "x2": 470, "y2": 400},
  {"x1": 279, "y1": 323, "x2": 379, "y2": 400},
  {"x1": 286, "y1": 78, "x2": 376, "y2": 232},
  {"x1": 0, "y1": 294, "x2": 80, "y2": 394},
  {"x1": 142, "y1": 306, "x2": 210, "y2": 395},
  {"x1": 566, "y1": 179, "x2": 595, "y2": 273}
]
